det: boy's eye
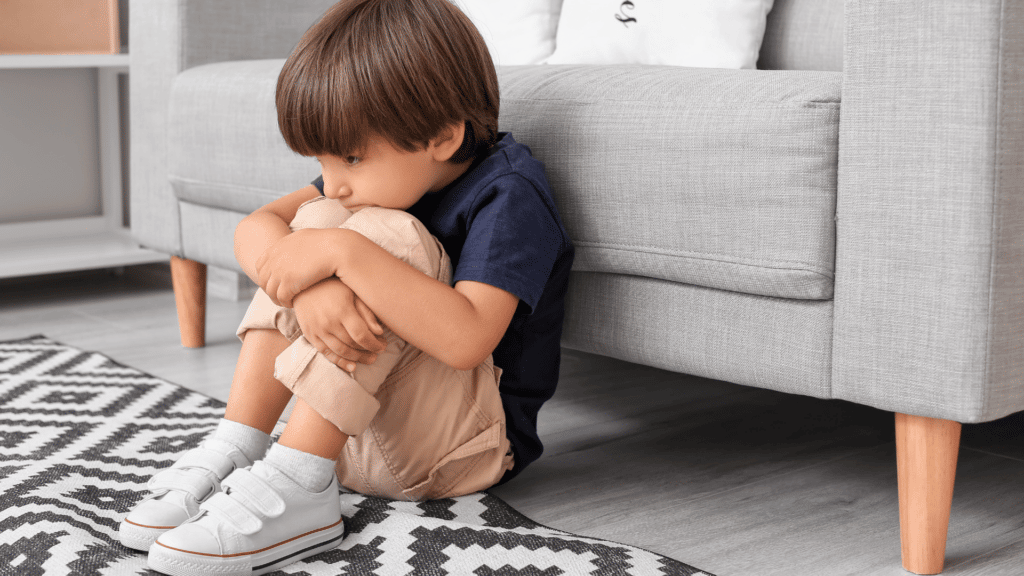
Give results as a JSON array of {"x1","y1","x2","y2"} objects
[{"x1": 345, "y1": 156, "x2": 361, "y2": 166}]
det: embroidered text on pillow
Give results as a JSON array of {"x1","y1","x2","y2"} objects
[{"x1": 616, "y1": 1, "x2": 637, "y2": 26}]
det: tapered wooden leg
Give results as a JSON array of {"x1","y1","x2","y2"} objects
[
  {"x1": 896, "y1": 413, "x2": 961, "y2": 575},
  {"x1": 169, "y1": 256, "x2": 207, "y2": 348}
]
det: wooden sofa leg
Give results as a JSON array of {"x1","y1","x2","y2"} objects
[
  {"x1": 169, "y1": 256, "x2": 207, "y2": 348},
  {"x1": 895, "y1": 413, "x2": 961, "y2": 575}
]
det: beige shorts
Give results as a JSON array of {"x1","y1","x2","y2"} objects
[{"x1": 237, "y1": 197, "x2": 513, "y2": 501}]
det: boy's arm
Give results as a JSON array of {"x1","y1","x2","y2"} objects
[
  {"x1": 234, "y1": 185, "x2": 321, "y2": 285},
  {"x1": 235, "y1": 185, "x2": 386, "y2": 364},
  {"x1": 330, "y1": 228, "x2": 519, "y2": 371}
]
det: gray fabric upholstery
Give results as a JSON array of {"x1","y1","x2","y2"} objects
[
  {"x1": 562, "y1": 272, "x2": 833, "y2": 399},
  {"x1": 168, "y1": 60, "x2": 315, "y2": 215},
  {"x1": 179, "y1": 202, "x2": 248, "y2": 272},
  {"x1": 758, "y1": 0, "x2": 843, "y2": 71},
  {"x1": 499, "y1": 65, "x2": 840, "y2": 300},
  {"x1": 170, "y1": 61, "x2": 841, "y2": 301},
  {"x1": 834, "y1": 0, "x2": 1024, "y2": 422},
  {"x1": 130, "y1": 0, "x2": 334, "y2": 255}
]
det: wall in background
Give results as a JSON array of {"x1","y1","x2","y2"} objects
[
  {"x1": 0, "y1": 68, "x2": 102, "y2": 224},
  {"x1": 0, "y1": 0, "x2": 129, "y2": 226}
]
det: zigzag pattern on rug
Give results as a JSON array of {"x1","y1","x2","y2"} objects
[{"x1": 0, "y1": 335, "x2": 712, "y2": 576}]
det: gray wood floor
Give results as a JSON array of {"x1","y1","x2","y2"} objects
[{"x1": 2, "y1": 263, "x2": 1022, "y2": 576}]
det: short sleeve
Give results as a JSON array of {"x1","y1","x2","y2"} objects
[
  {"x1": 311, "y1": 176, "x2": 325, "y2": 195},
  {"x1": 454, "y1": 176, "x2": 565, "y2": 313}
]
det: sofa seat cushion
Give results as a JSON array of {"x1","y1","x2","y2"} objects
[
  {"x1": 499, "y1": 65, "x2": 841, "y2": 300},
  {"x1": 169, "y1": 60, "x2": 840, "y2": 300},
  {"x1": 168, "y1": 59, "x2": 320, "y2": 215}
]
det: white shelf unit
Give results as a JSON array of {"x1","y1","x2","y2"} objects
[{"x1": 0, "y1": 53, "x2": 164, "y2": 279}]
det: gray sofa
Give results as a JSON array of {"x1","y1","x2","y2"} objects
[{"x1": 129, "y1": 0, "x2": 1024, "y2": 573}]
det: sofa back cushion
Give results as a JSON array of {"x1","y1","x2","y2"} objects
[
  {"x1": 169, "y1": 60, "x2": 841, "y2": 300},
  {"x1": 758, "y1": 0, "x2": 843, "y2": 71},
  {"x1": 498, "y1": 65, "x2": 841, "y2": 300}
]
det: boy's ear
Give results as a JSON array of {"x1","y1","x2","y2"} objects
[{"x1": 430, "y1": 122, "x2": 467, "y2": 162}]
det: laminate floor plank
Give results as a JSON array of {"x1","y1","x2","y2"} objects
[
  {"x1": 539, "y1": 350, "x2": 763, "y2": 445},
  {"x1": 2, "y1": 264, "x2": 1023, "y2": 576},
  {"x1": 492, "y1": 386, "x2": 897, "y2": 551},
  {"x1": 949, "y1": 537, "x2": 1024, "y2": 575},
  {"x1": 573, "y1": 442, "x2": 1024, "y2": 576}
]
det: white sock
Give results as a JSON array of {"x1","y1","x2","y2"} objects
[
  {"x1": 211, "y1": 419, "x2": 271, "y2": 463},
  {"x1": 263, "y1": 443, "x2": 337, "y2": 493}
]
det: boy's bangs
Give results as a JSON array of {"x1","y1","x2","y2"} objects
[{"x1": 277, "y1": 57, "x2": 369, "y2": 159}]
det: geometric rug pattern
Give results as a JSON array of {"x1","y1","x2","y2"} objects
[{"x1": 0, "y1": 335, "x2": 714, "y2": 575}]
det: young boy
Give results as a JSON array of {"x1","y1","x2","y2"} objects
[{"x1": 119, "y1": 0, "x2": 574, "y2": 574}]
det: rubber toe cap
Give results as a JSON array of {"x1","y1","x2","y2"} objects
[
  {"x1": 154, "y1": 522, "x2": 222, "y2": 556},
  {"x1": 125, "y1": 498, "x2": 191, "y2": 529}
]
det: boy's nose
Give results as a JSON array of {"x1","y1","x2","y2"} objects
[{"x1": 326, "y1": 184, "x2": 351, "y2": 200}]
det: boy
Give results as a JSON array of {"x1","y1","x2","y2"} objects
[{"x1": 119, "y1": 0, "x2": 574, "y2": 574}]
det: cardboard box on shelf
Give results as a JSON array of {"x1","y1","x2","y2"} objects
[{"x1": 0, "y1": 0, "x2": 120, "y2": 55}]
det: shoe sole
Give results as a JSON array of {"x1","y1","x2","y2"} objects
[
  {"x1": 119, "y1": 520, "x2": 169, "y2": 552},
  {"x1": 146, "y1": 519, "x2": 345, "y2": 576}
]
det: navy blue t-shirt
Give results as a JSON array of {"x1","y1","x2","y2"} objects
[{"x1": 312, "y1": 133, "x2": 574, "y2": 483}]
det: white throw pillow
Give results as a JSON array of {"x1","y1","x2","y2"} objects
[
  {"x1": 546, "y1": 0, "x2": 775, "y2": 69},
  {"x1": 456, "y1": 0, "x2": 564, "y2": 66}
]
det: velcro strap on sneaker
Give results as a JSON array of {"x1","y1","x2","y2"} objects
[
  {"x1": 147, "y1": 468, "x2": 217, "y2": 501},
  {"x1": 201, "y1": 492, "x2": 263, "y2": 535},
  {"x1": 220, "y1": 468, "x2": 286, "y2": 518},
  {"x1": 171, "y1": 447, "x2": 237, "y2": 478}
]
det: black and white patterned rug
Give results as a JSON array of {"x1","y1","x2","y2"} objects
[{"x1": 0, "y1": 335, "x2": 713, "y2": 576}]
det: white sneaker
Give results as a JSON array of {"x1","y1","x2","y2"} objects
[
  {"x1": 120, "y1": 439, "x2": 252, "y2": 551},
  {"x1": 147, "y1": 460, "x2": 344, "y2": 576}
]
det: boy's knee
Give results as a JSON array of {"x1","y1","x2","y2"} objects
[
  {"x1": 236, "y1": 289, "x2": 301, "y2": 342},
  {"x1": 342, "y1": 207, "x2": 450, "y2": 283},
  {"x1": 289, "y1": 196, "x2": 354, "y2": 231},
  {"x1": 273, "y1": 336, "x2": 380, "y2": 436}
]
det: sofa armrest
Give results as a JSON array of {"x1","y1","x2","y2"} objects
[
  {"x1": 834, "y1": 0, "x2": 1024, "y2": 422},
  {"x1": 129, "y1": 0, "x2": 333, "y2": 254}
]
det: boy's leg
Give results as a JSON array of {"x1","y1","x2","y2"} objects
[
  {"x1": 328, "y1": 208, "x2": 511, "y2": 500},
  {"x1": 139, "y1": 200, "x2": 353, "y2": 569},
  {"x1": 225, "y1": 328, "x2": 295, "y2": 434},
  {"x1": 221, "y1": 205, "x2": 511, "y2": 501},
  {"x1": 119, "y1": 328, "x2": 291, "y2": 551},
  {"x1": 268, "y1": 205, "x2": 453, "y2": 440},
  {"x1": 337, "y1": 354, "x2": 513, "y2": 501},
  {"x1": 277, "y1": 397, "x2": 349, "y2": 459},
  {"x1": 124, "y1": 198, "x2": 346, "y2": 555},
  {"x1": 148, "y1": 400, "x2": 348, "y2": 576},
  {"x1": 145, "y1": 204, "x2": 506, "y2": 573}
]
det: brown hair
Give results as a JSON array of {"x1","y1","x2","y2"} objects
[{"x1": 276, "y1": 0, "x2": 499, "y2": 162}]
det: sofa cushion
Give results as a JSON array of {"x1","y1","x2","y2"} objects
[
  {"x1": 498, "y1": 65, "x2": 841, "y2": 300},
  {"x1": 168, "y1": 59, "x2": 321, "y2": 215},
  {"x1": 169, "y1": 60, "x2": 840, "y2": 300}
]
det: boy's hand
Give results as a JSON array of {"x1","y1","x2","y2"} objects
[
  {"x1": 292, "y1": 278, "x2": 387, "y2": 371},
  {"x1": 256, "y1": 229, "x2": 341, "y2": 307}
]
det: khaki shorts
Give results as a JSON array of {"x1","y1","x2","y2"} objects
[{"x1": 237, "y1": 197, "x2": 513, "y2": 501}]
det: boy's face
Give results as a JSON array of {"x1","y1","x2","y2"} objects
[{"x1": 316, "y1": 133, "x2": 466, "y2": 212}]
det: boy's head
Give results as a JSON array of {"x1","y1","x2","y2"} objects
[{"x1": 276, "y1": 0, "x2": 499, "y2": 163}]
